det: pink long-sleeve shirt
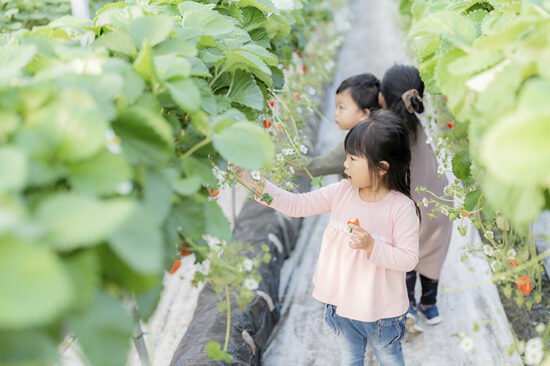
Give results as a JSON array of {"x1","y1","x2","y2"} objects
[{"x1": 262, "y1": 179, "x2": 419, "y2": 322}]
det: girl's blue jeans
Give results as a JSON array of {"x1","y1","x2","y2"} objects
[{"x1": 324, "y1": 304, "x2": 407, "y2": 366}]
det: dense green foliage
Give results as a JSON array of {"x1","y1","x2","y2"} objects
[
  {"x1": 0, "y1": 0, "x2": 332, "y2": 364},
  {"x1": 400, "y1": 0, "x2": 550, "y2": 228}
]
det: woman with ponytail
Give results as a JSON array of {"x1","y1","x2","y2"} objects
[{"x1": 379, "y1": 65, "x2": 452, "y2": 332}]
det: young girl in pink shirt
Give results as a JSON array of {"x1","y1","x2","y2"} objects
[{"x1": 241, "y1": 109, "x2": 420, "y2": 366}]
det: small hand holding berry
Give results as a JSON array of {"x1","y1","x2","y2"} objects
[
  {"x1": 235, "y1": 168, "x2": 264, "y2": 194},
  {"x1": 348, "y1": 223, "x2": 375, "y2": 255},
  {"x1": 234, "y1": 168, "x2": 273, "y2": 206}
]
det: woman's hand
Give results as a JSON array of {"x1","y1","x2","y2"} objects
[{"x1": 348, "y1": 224, "x2": 375, "y2": 255}]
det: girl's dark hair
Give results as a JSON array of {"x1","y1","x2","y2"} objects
[
  {"x1": 336, "y1": 73, "x2": 381, "y2": 111},
  {"x1": 344, "y1": 109, "x2": 421, "y2": 220},
  {"x1": 380, "y1": 65, "x2": 425, "y2": 141}
]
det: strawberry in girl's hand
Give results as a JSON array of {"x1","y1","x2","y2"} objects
[
  {"x1": 347, "y1": 218, "x2": 359, "y2": 226},
  {"x1": 347, "y1": 218, "x2": 359, "y2": 233}
]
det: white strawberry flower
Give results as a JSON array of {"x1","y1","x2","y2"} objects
[
  {"x1": 251, "y1": 170, "x2": 261, "y2": 180},
  {"x1": 460, "y1": 336, "x2": 474, "y2": 352},
  {"x1": 244, "y1": 278, "x2": 259, "y2": 290},
  {"x1": 300, "y1": 145, "x2": 308, "y2": 154},
  {"x1": 483, "y1": 245, "x2": 494, "y2": 257},
  {"x1": 105, "y1": 129, "x2": 122, "y2": 154},
  {"x1": 197, "y1": 260, "x2": 211, "y2": 275},
  {"x1": 507, "y1": 249, "x2": 517, "y2": 259},
  {"x1": 116, "y1": 181, "x2": 133, "y2": 195},
  {"x1": 526, "y1": 337, "x2": 543, "y2": 353},
  {"x1": 241, "y1": 258, "x2": 254, "y2": 272}
]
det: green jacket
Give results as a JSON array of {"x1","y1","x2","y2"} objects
[{"x1": 295, "y1": 141, "x2": 346, "y2": 177}]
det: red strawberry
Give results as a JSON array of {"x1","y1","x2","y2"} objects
[
  {"x1": 447, "y1": 121, "x2": 455, "y2": 128},
  {"x1": 263, "y1": 119, "x2": 272, "y2": 128},
  {"x1": 302, "y1": 66, "x2": 307, "y2": 74},
  {"x1": 168, "y1": 259, "x2": 181, "y2": 274},
  {"x1": 515, "y1": 275, "x2": 532, "y2": 296},
  {"x1": 347, "y1": 218, "x2": 359, "y2": 226},
  {"x1": 461, "y1": 212, "x2": 470, "y2": 217},
  {"x1": 509, "y1": 258, "x2": 518, "y2": 267},
  {"x1": 209, "y1": 188, "x2": 220, "y2": 198},
  {"x1": 347, "y1": 218, "x2": 359, "y2": 233},
  {"x1": 293, "y1": 93, "x2": 300, "y2": 100},
  {"x1": 269, "y1": 100, "x2": 275, "y2": 107}
]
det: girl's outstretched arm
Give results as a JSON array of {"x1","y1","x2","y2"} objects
[
  {"x1": 238, "y1": 169, "x2": 343, "y2": 218},
  {"x1": 261, "y1": 180, "x2": 342, "y2": 217}
]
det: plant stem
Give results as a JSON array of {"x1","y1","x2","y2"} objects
[
  {"x1": 441, "y1": 248, "x2": 550, "y2": 293},
  {"x1": 310, "y1": 103, "x2": 341, "y2": 132},
  {"x1": 417, "y1": 187, "x2": 457, "y2": 203},
  {"x1": 223, "y1": 284, "x2": 231, "y2": 352},
  {"x1": 181, "y1": 136, "x2": 212, "y2": 160},
  {"x1": 210, "y1": 65, "x2": 230, "y2": 88},
  {"x1": 272, "y1": 93, "x2": 300, "y2": 137}
]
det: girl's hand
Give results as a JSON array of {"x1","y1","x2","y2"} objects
[
  {"x1": 235, "y1": 168, "x2": 264, "y2": 195},
  {"x1": 348, "y1": 224, "x2": 375, "y2": 255}
]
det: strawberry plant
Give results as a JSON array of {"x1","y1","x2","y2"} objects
[
  {"x1": 399, "y1": 0, "x2": 550, "y2": 362},
  {"x1": 0, "y1": 0, "x2": 346, "y2": 364}
]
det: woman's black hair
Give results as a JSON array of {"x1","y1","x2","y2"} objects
[
  {"x1": 344, "y1": 109, "x2": 421, "y2": 220},
  {"x1": 380, "y1": 65, "x2": 425, "y2": 141},
  {"x1": 336, "y1": 73, "x2": 381, "y2": 111}
]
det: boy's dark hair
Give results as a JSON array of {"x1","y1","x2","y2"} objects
[
  {"x1": 380, "y1": 65, "x2": 425, "y2": 141},
  {"x1": 336, "y1": 73, "x2": 381, "y2": 111},
  {"x1": 344, "y1": 109, "x2": 421, "y2": 220}
]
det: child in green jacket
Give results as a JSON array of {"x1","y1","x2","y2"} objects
[{"x1": 296, "y1": 73, "x2": 381, "y2": 177}]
